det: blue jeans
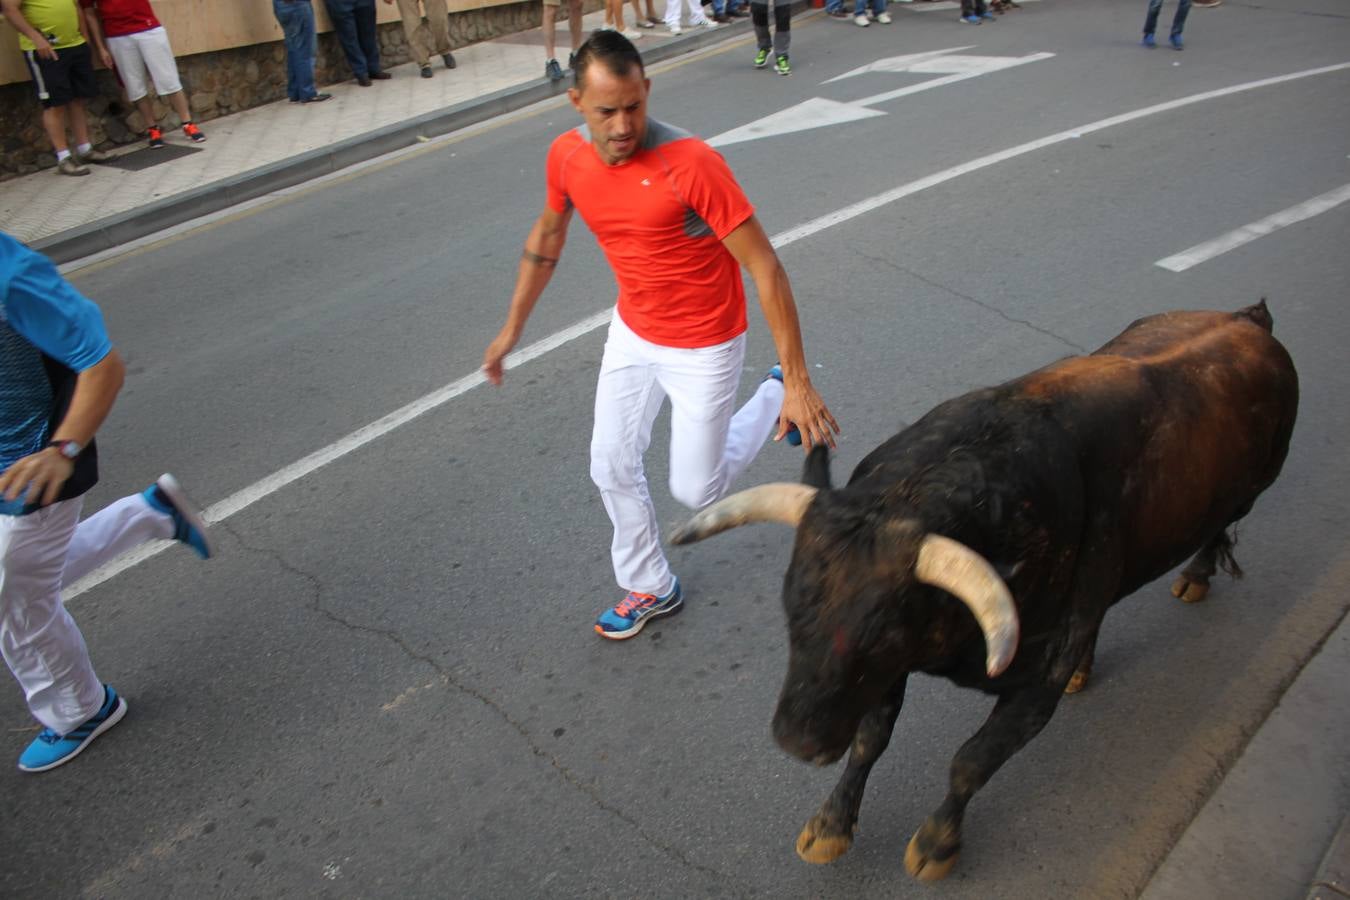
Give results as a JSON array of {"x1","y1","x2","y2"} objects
[
  {"x1": 824, "y1": 0, "x2": 844, "y2": 12},
  {"x1": 324, "y1": 0, "x2": 381, "y2": 79},
  {"x1": 854, "y1": 0, "x2": 885, "y2": 14},
  {"x1": 273, "y1": 0, "x2": 317, "y2": 101},
  {"x1": 1143, "y1": 0, "x2": 1190, "y2": 38},
  {"x1": 712, "y1": 0, "x2": 744, "y2": 15}
]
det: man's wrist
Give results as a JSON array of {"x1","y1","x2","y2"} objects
[{"x1": 46, "y1": 439, "x2": 82, "y2": 460}]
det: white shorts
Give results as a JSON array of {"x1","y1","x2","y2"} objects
[{"x1": 106, "y1": 26, "x2": 183, "y2": 102}]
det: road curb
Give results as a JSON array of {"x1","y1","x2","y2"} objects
[
  {"x1": 30, "y1": 13, "x2": 798, "y2": 266},
  {"x1": 1308, "y1": 816, "x2": 1350, "y2": 900}
]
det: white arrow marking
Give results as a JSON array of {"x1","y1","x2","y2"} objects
[
  {"x1": 708, "y1": 52, "x2": 1054, "y2": 148},
  {"x1": 824, "y1": 47, "x2": 977, "y2": 83}
]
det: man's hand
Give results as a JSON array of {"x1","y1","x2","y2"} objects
[
  {"x1": 98, "y1": 46, "x2": 113, "y2": 69},
  {"x1": 482, "y1": 328, "x2": 519, "y2": 385},
  {"x1": 778, "y1": 378, "x2": 839, "y2": 451},
  {"x1": 0, "y1": 447, "x2": 75, "y2": 508},
  {"x1": 33, "y1": 35, "x2": 57, "y2": 60}
]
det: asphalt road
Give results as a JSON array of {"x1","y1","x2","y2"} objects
[{"x1": 3, "y1": 0, "x2": 1348, "y2": 896}]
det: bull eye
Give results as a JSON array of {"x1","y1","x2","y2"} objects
[{"x1": 831, "y1": 627, "x2": 851, "y2": 658}]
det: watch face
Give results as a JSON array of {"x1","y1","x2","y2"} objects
[{"x1": 57, "y1": 441, "x2": 81, "y2": 459}]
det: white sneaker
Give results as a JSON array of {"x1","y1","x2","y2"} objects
[
  {"x1": 622, "y1": 27, "x2": 643, "y2": 38},
  {"x1": 701, "y1": 18, "x2": 721, "y2": 27},
  {"x1": 876, "y1": 11, "x2": 892, "y2": 22},
  {"x1": 669, "y1": 24, "x2": 683, "y2": 33},
  {"x1": 854, "y1": 12, "x2": 870, "y2": 25}
]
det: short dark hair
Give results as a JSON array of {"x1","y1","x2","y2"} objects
[{"x1": 571, "y1": 30, "x2": 645, "y2": 92}]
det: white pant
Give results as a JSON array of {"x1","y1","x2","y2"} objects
[
  {"x1": 590, "y1": 311, "x2": 783, "y2": 596},
  {"x1": 107, "y1": 27, "x2": 183, "y2": 103},
  {"x1": 0, "y1": 494, "x2": 171, "y2": 733},
  {"x1": 665, "y1": 0, "x2": 711, "y2": 28}
]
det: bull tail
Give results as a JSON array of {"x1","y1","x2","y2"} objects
[
  {"x1": 1216, "y1": 527, "x2": 1245, "y2": 580},
  {"x1": 1236, "y1": 298, "x2": 1273, "y2": 333}
]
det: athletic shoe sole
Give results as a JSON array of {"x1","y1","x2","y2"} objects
[
  {"x1": 594, "y1": 598, "x2": 683, "y2": 640},
  {"x1": 156, "y1": 473, "x2": 215, "y2": 559},
  {"x1": 19, "y1": 696, "x2": 127, "y2": 773}
]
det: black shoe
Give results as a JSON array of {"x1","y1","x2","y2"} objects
[
  {"x1": 420, "y1": 65, "x2": 433, "y2": 78},
  {"x1": 302, "y1": 92, "x2": 333, "y2": 103},
  {"x1": 443, "y1": 51, "x2": 456, "y2": 69},
  {"x1": 545, "y1": 58, "x2": 565, "y2": 82},
  {"x1": 729, "y1": 6, "x2": 750, "y2": 16},
  {"x1": 370, "y1": 71, "x2": 392, "y2": 80},
  {"x1": 357, "y1": 75, "x2": 372, "y2": 86},
  {"x1": 568, "y1": 51, "x2": 577, "y2": 69},
  {"x1": 714, "y1": 13, "x2": 729, "y2": 22}
]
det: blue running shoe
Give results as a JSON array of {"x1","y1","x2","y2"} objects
[
  {"x1": 595, "y1": 579, "x2": 683, "y2": 640},
  {"x1": 960, "y1": 14, "x2": 981, "y2": 23},
  {"x1": 1169, "y1": 34, "x2": 1184, "y2": 50},
  {"x1": 764, "y1": 365, "x2": 803, "y2": 446},
  {"x1": 143, "y1": 473, "x2": 213, "y2": 559},
  {"x1": 981, "y1": 11, "x2": 995, "y2": 19},
  {"x1": 18, "y1": 684, "x2": 127, "y2": 772},
  {"x1": 1141, "y1": 32, "x2": 1156, "y2": 47}
]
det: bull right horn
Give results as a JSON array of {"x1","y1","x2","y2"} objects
[
  {"x1": 914, "y1": 535, "x2": 1020, "y2": 678},
  {"x1": 670, "y1": 483, "x2": 818, "y2": 545}
]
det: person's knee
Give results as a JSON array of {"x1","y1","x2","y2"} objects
[
  {"x1": 590, "y1": 442, "x2": 629, "y2": 492},
  {"x1": 669, "y1": 470, "x2": 721, "y2": 511}
]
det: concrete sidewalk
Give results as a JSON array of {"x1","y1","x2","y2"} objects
[
  {"x1": 0, "y1": 7, "x2": 761, "y2": 263},
  {"x1": 0, "y1": 5, "x2": 1345, "y2": 896}
]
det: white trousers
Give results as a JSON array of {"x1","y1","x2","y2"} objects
[
  {"x1": 664, "y1": 0, "x2": 711, "y2": 28},
  {"x1": 107, "y1": 27, "x2": 183, "y2": 103},
  {"x1": 0, "y1": 493, "x2": 171, "y2": 733},
  {"x1": 590, "y1": 311, "x2": 783, "y2": 596}
]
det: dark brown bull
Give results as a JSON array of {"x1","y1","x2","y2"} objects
[{"x1": 671, "y1": 301, "x2": 1298, "y2": 880}]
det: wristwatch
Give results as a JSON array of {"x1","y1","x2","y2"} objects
[{"x1": 47, "y1": 439, "x2": 82, "y2": 460}]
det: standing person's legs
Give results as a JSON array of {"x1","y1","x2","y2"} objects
[
  {"x1": 566, "y1": 0, "x2": 584, "y2": 59},
  {"x1": 772, "y1": 0, "x2": 791, "y2": 53},
  {"x1": 274, "y1": 0, "x2": 319, "y2": 100},
  {"x1": 1, "y1": 500, "x2": 105, "y2": 736},
  {"x1": 662, "y1": 0, "x2": 681, "y2": 31},
  {"x1": 422, "y1": 0, "x2": 454, "y2": 65},
  {"x1": 354, "y1": 0, "x2": 383, "y2": 74},
  {"x1": 39, "y1": 105, "x2": 73, "y2": 157},
  {"x1": 751, "y1": 0, "x2": 772, "y2": 54},
  {"x1": 1169, "y1": 0, "x2": 1191, "y2": 38},
  {"x1": 543, "y1": 0, "x2": 560, "y2": 63},
  {"x1": 1142, "y1": 0, "x2": 1165, "y2": 35},
  {"x1": 324, "y1": 0, "x2": 369, "y2": 79},
  {"x1": 394, "y1": 0, "x2": 432, "y2": 68}
]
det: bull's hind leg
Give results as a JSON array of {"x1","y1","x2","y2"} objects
[
  {"x1": 1171, "y1": 521, "x2": 1246, "y2": 604},
  {"x1": 1064, "y1": 623, "x2": 1102, "y2": 694},
  {"x1": 906, "y1": 686, "x2": 1062, "y2": 882},
  {"x1": 796, "y1": 677, "x2": 908, "y2": 864}
]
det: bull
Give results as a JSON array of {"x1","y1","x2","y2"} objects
[{"x1": 671, "y1": 301, "x2": 1298, "y2": 880}]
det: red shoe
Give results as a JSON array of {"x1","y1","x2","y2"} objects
[
  {"x1": 147, "y1": 125, "x2": 164, "y2": 148},
  {"x1": 183, "y1": 121, "x2": 206, "y2": 143}
]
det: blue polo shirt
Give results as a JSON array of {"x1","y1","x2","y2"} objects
[{"x1": 1, "y1": 232, "x2": 111, "y2": 515}]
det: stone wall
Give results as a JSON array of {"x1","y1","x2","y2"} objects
[{"x1": 1, "y1": 1, "x2": 592, "y2": 178}]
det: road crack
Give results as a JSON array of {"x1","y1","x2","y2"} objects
[{"x1": 220, "y1": 521, "x2": 736, "y2": 887}]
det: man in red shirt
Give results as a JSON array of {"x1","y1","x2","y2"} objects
[
  {"x1": 483, "y1": 31, "x2": 837, "y2": 640},
  {"x1": 79, "y1": 0, "x2": 204, "y2": 148}
]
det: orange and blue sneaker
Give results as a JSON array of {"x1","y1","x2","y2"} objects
[
  {"x1": 595, "y1": 578, "x2": 682, "y2": 639},
  {"x1": 18, "y1": 684, "x2": 127, "y2": 772}
]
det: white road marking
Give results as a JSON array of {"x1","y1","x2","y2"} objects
[
  {"x1": 63, "y1": 60, "x2": 1350, "y2": 602},
  {"x1": 1155, "y1": 182, "x2": 1350, "y2": 272},
  {"x1": 710, "y1": 51, "x2": 1054, "y2": 147}
]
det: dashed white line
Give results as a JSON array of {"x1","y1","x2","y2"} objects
[{"x1": 1155, "y1": 182, "x2": 1350, "y2": 272}]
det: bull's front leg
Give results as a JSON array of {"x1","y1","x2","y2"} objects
[
  {"x1": 796, "y1": 676, "x2": 909, "y2": 864},
  {"x1": 905, "y1": 685, "x2": 1063, "y2": 881}
]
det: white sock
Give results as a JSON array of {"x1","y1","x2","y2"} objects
[
  {"x1": 76, "y1": 142, "x2": 92, "y2": 155},
  {"x1": 56, "y1": 148, "x2": 72, "y2": 162}
]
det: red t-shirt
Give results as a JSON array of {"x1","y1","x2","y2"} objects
[
  {"x1": 79, "y1": 0, "x2": 161, "y2": 38},
  {"x1": 546, "y1": 120, "x2": 755, "y2": 349}
]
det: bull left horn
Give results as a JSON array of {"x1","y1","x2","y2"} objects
[
  {"x1": 914, "y1": 535, "x2": 1020, "y2": 677},
  {"x1": 670, "y1": 484, "x2": 818, "y2": 545}
]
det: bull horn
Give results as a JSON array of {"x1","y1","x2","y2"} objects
[
  {"x1": 670, "y1": 483, "x2": 818, "y2": 545},
  {"x1": 914, "y1": 535, "x2": 1020, "y2": 677}
]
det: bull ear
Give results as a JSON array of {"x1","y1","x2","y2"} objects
[{"x1": 801, "y1": 444, "x2": 833, "y2": 490}]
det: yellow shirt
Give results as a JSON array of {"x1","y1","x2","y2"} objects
[{"x1": 13, "y1": 0, "x2": 86, "y2": 52}]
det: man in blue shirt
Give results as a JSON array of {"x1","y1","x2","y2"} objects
[{"x1": 1, "y1": 231, "x2": 212, "y2": 772}]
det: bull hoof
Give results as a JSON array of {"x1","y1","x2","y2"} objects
[
  {"x1": 1064, "y1": 669, "x2": 1090, "y2": 694},
  {"x1": 1170, "y1": 575, "x2": 1210, "y2": 604},
  {"x1": 905, "y1": 830, "x2": 960, "y2": 882},
  {"x1": 795, "y1": 816, "x2": 854, "y2": 864}
]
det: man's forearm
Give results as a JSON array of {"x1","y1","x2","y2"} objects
[
  {"x1": 51, "y1": 350, "x2": 125, "y2": 446},
  {"x1": 1, "y1": 2, "x2": 47, "y2": 45},
  {"x1": 754, "y1": 260, "x2": 812, "y2": 384},
  {"x1": 501, "y1": 221, "x2": 567, "y2": 337}
]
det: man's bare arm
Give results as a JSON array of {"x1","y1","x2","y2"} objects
[
  {"x1": 482, "y1": 204, "x2": 574, "y2": 384},
  {"x1": 1, "y1": 0, "x2": 57, "y2": 58}
]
